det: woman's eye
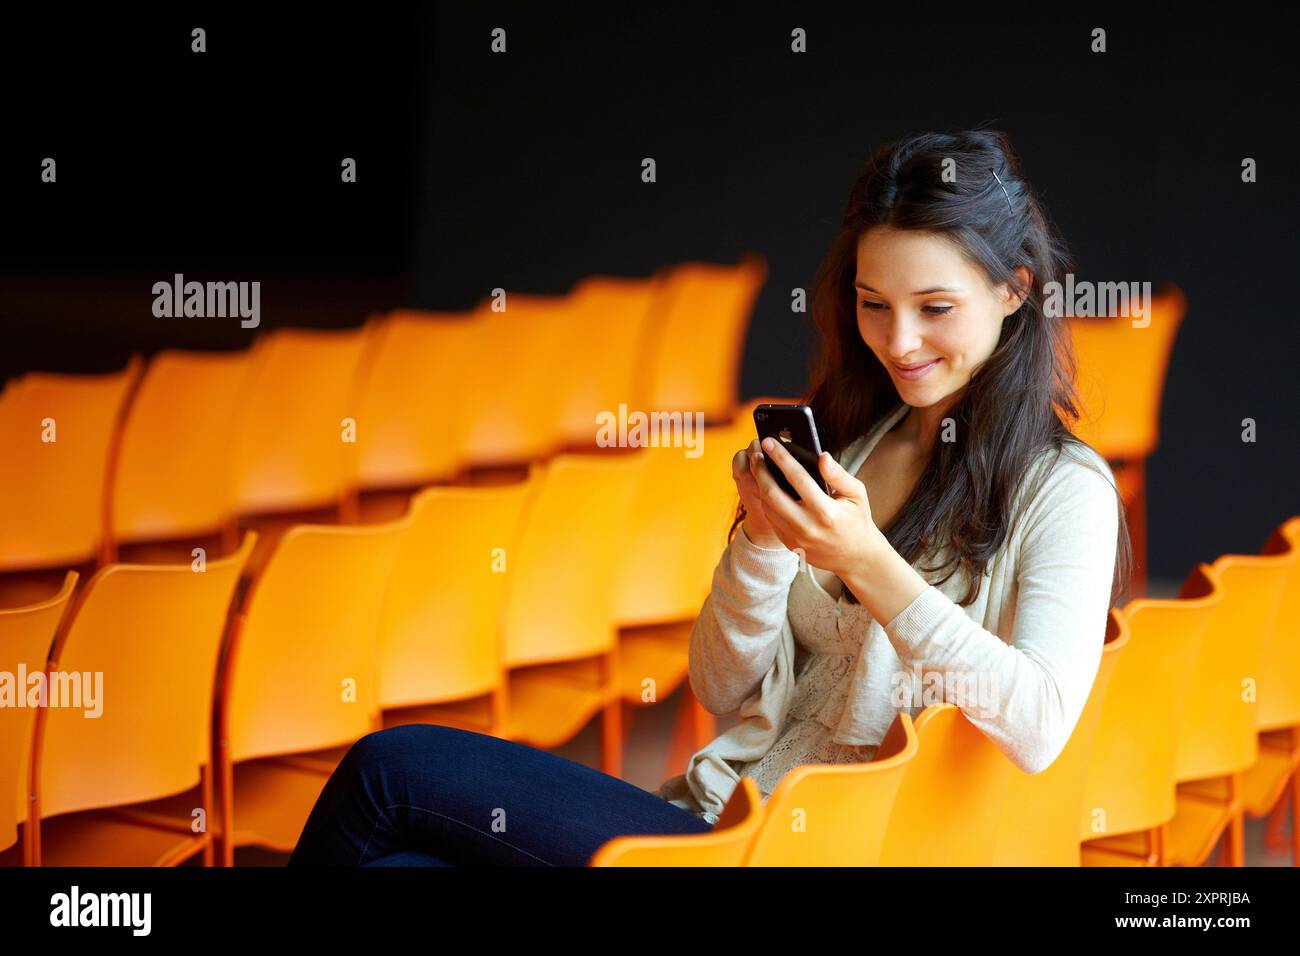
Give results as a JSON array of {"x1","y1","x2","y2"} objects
[{"x1": 857, "y1": 300, "x2": 953, "y2": 315}]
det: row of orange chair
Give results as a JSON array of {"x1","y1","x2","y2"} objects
[
  {"x1": 0, "y1": 257, "x2": 767, "y2": 580},
  {"x1": 592, "y1": 516, "x2": 1300, "y2": 866},
  {"x1": 1, "y1": 404, "x2": 766, "y2": 866},
  {"x1": 2, "y1": 270, "x2": 1179, "y2": 592}
]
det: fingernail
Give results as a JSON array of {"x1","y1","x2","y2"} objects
[{"x1": 762, "y1": 438, "x2": 775, "y2": 451}]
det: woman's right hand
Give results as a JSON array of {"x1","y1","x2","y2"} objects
[{"x1": 732, "y1": 440, "x2": 786, "y2": 549}]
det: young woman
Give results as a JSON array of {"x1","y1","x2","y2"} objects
[{"x1": 288, "y1": 128, "x2": 1131, "y2": 866}]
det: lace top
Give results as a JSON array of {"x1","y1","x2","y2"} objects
[{"x1": 731, "y1": 559, "x2": 883, "y2": 798}]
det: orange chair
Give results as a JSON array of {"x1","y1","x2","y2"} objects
[
  {"x1": 642, "y1": 256, "x2": 767, "y2": 425},
  {"x1": 0, "y1": 359, "x2": 142, "y2": 574},
  {"x1": 1166, "y1": 549, "x2": 1290, "y2": 866},
  {"x1": 389, "y1": 454, "x2": 642, "y2": 777},
  {"x1": 1252, "y1": 517, "x2": 1300, "y2": 863},
  {"x1": 743, "y1": 709, "x2": 918, "y2": 866},
  {"x1": 992, "y1": 610, "x2": 1129, "y2": 865},
  {"x1": 378, "y1": 479, "x2": 538, "y2": 720},
  {"x1": 553, "y1": 274, "x2": 666, "y2": 449},
  {"x1": 613, "y1": 410, "x2": 758, "y2": 778},
  {"x1": 878, "y1": 703, "x2": 1015, "y2": 865},
  {"x1": 1081, "y1": 565, "x2": 1218, "y2": 865},
  {"x1": 216, "y1": 518, "x2": 408, "y2": 864},
  {"x1": 1069, "y1": 285, "x2": 1187, "y2": 597},
  {"x1": 226, "y1": 327, "x2": 370, "y2": 574},
  {"x1": 27, "y1": 534, "x2": 254, "y2": 866},
  {"x1": 461, "y1": 294, "x2": 574, "y2": 469},
  {"x1": 0, "y1": 572, "x2": 77, "y2": 865},
  {"x1": 350, "y1": 309, "x2": 481, "y2": 497},
  {"x1": 228, "y1": 326, "x2": 370, "y2": 515},
  {"x1": 110, "y1": 349, "x2": 253, "y2": 559},
  {"x1": 588, "y1": 778, "x2": 764, "y2": 867}
]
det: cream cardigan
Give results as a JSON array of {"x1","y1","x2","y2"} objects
[{"x1": 656, "y1": 402, "x2": 1121, "y2": 824}]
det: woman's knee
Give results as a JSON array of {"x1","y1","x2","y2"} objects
[{"x1": 344, "y1": 722, "x2": 485, "y2": 773}]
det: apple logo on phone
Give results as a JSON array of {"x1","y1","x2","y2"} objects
[{"x1": 779, "y1": 428, "x2": 792, "y2": 443}]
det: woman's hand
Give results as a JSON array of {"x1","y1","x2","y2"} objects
[
  {"x1": 731, "y1": 440, "x2": 784, "y2": 548},
  {"x1": 749, "y1": 436, "x2": 888, "y2": 576}
]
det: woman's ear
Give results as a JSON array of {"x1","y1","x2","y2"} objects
[{"x1": 1003, "y1": 265, "x2": 1033, "y2": 315}]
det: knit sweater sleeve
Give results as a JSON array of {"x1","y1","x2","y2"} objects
[
  {"x1": 687, "y1": 525, "x2": 801, "y2": 715},
  {"x1": 879, "y1": 451, "x2": 1120, "y2": 774}
]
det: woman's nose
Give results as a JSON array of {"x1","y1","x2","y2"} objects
[{"x1": 886, "y1": 314, "x2": 924, "y2": 361}]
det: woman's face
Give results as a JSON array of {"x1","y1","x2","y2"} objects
[{"x1": 854, "y1": 226, "x2": 1028, "y2": 410}]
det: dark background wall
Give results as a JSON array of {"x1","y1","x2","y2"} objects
[{"x1": 2, "y1": 4, "x2": 1296, "y2": 582}]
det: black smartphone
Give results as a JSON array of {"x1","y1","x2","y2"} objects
[{"x1": 753, "y1": 404, "x2": 829, "y2": 502}]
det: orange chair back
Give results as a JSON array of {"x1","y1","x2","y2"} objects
[
  {"x1": 502, "y1": 454, "x2": 643, "y2": 667},
  {"x1": 993, "y1": 610, "x2": 1128, "y2": 865},
  {"x1": 879, "y1": 703, "x2": 1014, "y2": 865},
  {"x1": 1176, "y1": 550, "x2": 1290, "y2": 782},
  {"x1": 112, "y1": 349, "x2": 252, "y2": 544},
  {"x1": 224, "y1": 520, "x2": 407, "y2": 762},
  {"x1": 555, "y1": 275, "x2": 665, "y2": 447},
  {"x1": 36, "y1": 535, "x2": 254, "y2": 819},
  {"x1": 1081, "y1": 565, "x2": 1217, "y2": 841},
  {"x1": 1068, "y1": 286, "x2": 1186, "y2": 461},
  {"x1": 745, "y1": 709, "x2": 918, "y2": 865},
  {"x1": 614, "y1": 414, "x2": 754, "y2": 627},
  {"x1": 378, "y1": 479, "x2": 538, "y2": 710},
  {"x1": 462, "y1": 295, "x2": 573, "y2": 467},
  {"x1": 353, "y1": 310, "x2": 480, "y2": 489},
  {"x1": 588, "y1": 778, "x2": 764, "y2": 866},
  {"x1": 229, "y1": 328, "x2": 368, "y2": 515},
  {"x1": 643, "y1": 257, "x2": 767, "y2": 423},
  {"x1": 1257, "y1": 516, "x2": 1300, "y2": 733},
  {"x1": 0, "y1": 360, "x2": 142, "y2": 571},
  {"x1": 0, "y1": 573, "x2": 77, "y2": 852}
]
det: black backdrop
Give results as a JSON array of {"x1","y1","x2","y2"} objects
[{"x1": 3, "y1": 4, "x2": 1296, "y2": 582}]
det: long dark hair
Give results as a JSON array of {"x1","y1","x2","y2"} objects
[{"x1": 731, "y1": 129, "x2": 1132, "y2": 608}]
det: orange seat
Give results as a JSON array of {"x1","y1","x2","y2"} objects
[
  {"x1": 643, "y1": 256, "x2": 767, "y2": 424},
  {"x1": 110, "y1": 349, "x2": 253, "y2": 555},
  {"x1": 1068, "y1": 286, "x2": 1187, "y2": 596},
  {"x1": 1240, "y1": 517, "x2": 1300, "y2": 862},
  {"x1": 993, "y1": 609, "x2": 1129, "y2": 865},
  {"x1": 461, "y1": 295, "x2": 574, "y2": 468},
  {"x1": 394, "y1": 454, "x2": 642, "y2": 777},
  {"x1": 1085, "y1": 547, "x2": 1291, "y2": 866},
  {"x1": 350, "y1": 310, "x2": 480, "y2": 492},
  {"x1": 0, "y1": 572, "x2": 77, "y2": 863},
  {"x1": 1166, "y1": 549, "x2": 1291, "y2": 866},
  {"x1": 588, "y1": 778, "x2": 764, "y2": 867},
  {"x1": 879, "y1": 703, "x2": 1015, "y2": 865},
  {"x1": 28, "y1": 534, "x2": 254, "y2": 866},
  {"x1": 553, "y1": 274, "x2": 666, "y2": 449},
  {"x1": 1081, "y1": 565, "x2": 1217, "y2": 865},
  {"x1": 744, "y1": 709, "x2": 918, "y2": 865},
  {"x1": 378, "y1": 480, "x2": 537, "y2": 715},
  {"x1": 217, "y1": 518, "x2": 409, "y2": 863},
  {"x1": 0, "y1": 359, "x2": 142, "y2": 572},
  {"x1": 229, "y1": 327, "x2": 369, "y2": 517},
  {"x1": 613, "y1": 408, "x2": 761, "y2": 777}
]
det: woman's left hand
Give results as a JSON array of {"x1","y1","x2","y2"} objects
[{"x1": 751, "y1": 436, "x2": 887, "y2": 577}]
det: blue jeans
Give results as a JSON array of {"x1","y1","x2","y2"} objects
[{"x1": 287, "y1": 723, "x2": 714, "y2": 866}]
